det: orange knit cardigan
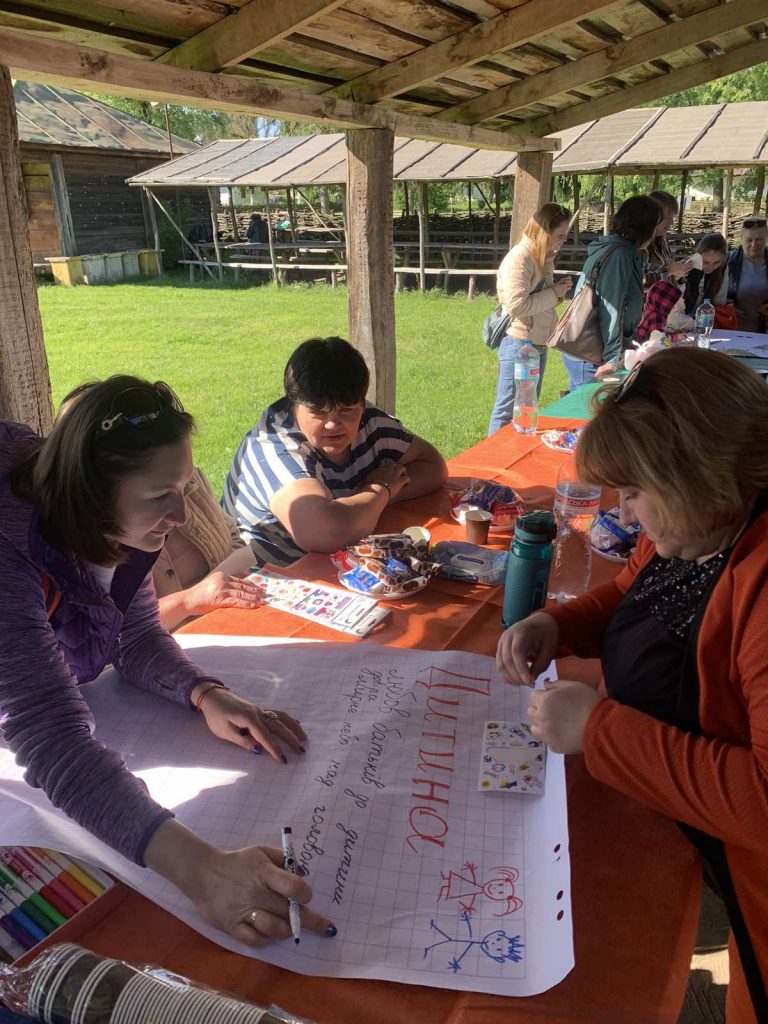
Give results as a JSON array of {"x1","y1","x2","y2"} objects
[{"x1": 547, "y1": 513, "x2": 768, "y2": 1023}]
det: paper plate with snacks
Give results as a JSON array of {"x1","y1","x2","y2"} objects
[
  {"x1": 590, "y1": 508, "x2": 641, "y2": 563},
  {"x1": 540, "y1": 427, "x2": 583, "y2": 454},
  {"x1": 448, "y1": 480, "x2": 525, "y2": 534}
]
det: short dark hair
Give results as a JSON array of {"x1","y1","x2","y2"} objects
[
  {"x1": 13, "y1": 375, "x2": 194, "y2": 565},
  {"x1": 648, "y1": 189, "x2": 679, "y2": 215},
  {"x1": 612, "y1": 196, "x2": 663, "y2": 247},
  {"x1": 284, "y1": 337, "x2": 369, "y2": 408}
]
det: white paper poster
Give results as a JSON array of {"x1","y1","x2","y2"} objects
[{"x1": 0, "y1": 637, "x2": 573, "y2": 995}]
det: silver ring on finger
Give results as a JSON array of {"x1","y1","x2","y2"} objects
[
  {"x1": 248, "y1": 909, "x2": 262, "y2": 929},
  {"x1": 262, "y1": 710, "x2": 280, "y2": 720}
]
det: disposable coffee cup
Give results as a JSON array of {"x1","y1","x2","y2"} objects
[{"x1": 465, "y1": 509, "x2": 492, "y2": 544}]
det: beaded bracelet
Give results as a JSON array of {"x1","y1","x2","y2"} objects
[
  {"x1": 369, "y1": 478, "x2": 392, "y2": 499},
  {"x1": 194, "y1": 681, "x2": 229, "y2": 713}
]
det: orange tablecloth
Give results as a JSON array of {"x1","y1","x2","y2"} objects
[{"x1": 47, "y1": 418, "x2": 702, "y2": 1023}]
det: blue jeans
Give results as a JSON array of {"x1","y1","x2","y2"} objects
[
  {"x1": 488, "y1": 336, "x2": 547, "y2": 436},
  {"x1": 562, "y1": 353, "x2": 598, "y2": 392}
]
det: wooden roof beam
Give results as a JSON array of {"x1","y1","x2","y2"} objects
[
  {"x1": 157, "y1": 0, "x2": 346, "y2": 72},
  {"x1": 0, "y1": 30, "x2": 557, "y2": 153},
  {"x1": 438, "y1": 0, "x2": 768, "y2": 124},
  {"x1": 324, "y1": 0, "x2": 609, "y2": 104},
  {"x1": 517, "y1": 37, "x2": 768, "y2": 136}
]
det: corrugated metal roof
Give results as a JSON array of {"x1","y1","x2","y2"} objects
[
  {"x1": 14, "y1": 80, "x2": 196, "y2": 155},
  {"x1": 127, "y1": 101, "x2": 768, "y2": 188}
]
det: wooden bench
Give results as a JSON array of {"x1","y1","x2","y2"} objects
[{"x1": 178, "y1": 260, "x2": 348, "y2": 286}]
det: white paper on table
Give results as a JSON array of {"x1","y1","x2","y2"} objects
[
  {"x1": 711, "y1": 330, "x2": 768, "y2": 357},
  {"x1": 0, "y1": 637, "x2": 573, "y2": 996}
]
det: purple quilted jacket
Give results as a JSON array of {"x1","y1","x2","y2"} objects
[{"x1": 0, "y1": 421, "x2": 220, "y2": 865}]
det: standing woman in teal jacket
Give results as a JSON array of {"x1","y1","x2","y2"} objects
[{"x1": 564, "y1": 196, "x2": 662, "y2": 391}]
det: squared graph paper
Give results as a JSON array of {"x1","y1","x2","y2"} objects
[{"x1": 0, "y1": 637, "x2": 572, "y2": 996}]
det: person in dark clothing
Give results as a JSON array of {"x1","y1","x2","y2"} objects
[{"x1": 246, "y1": 213, "x2": 269, "y2": 245}]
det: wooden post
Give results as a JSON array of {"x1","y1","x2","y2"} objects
[
  {"x1": 49, "y1": 154, "x2": 77, "y2": 257},
  {"x1": 263, "y1": 189, "x2": 280, "y2": 287},
  {"x1": 227, "y1": 186, "x2": 239, "y2": 239},
  {"x1": 571, "y1": 174, "x2": 580, "y2": 246},
  {"x1": 417, "y1": 182, "x2": 428, "y2": 293},
  {"x1": 753, "y1": 165, "x2": 766, "y2": 215},
  {"x1": 286, "y1": 187, "x2": 297, "y2": 245},
  {"x1": 509, "y1": 151, "x2": 552, "y2": 247},
  {"x1": 652, "y1": 171, "x2": 660, "y2": 191},
  {"x1": 403, "y1": 181, "x2": 410, "y2": 220},
  {"x1": 346, "y1": 128, "x2": 395, "y2": 413},
  {"x1": 677, "y1": 171, "x2": 688, "y2": 232},
  {"x1": 143, "y1": 186, "x2": 163, "y2": 275},
  {"x1": 493, "y1": 179, "x2": 501, "y2": 246},
  {"x1": 467, "y1": 182, "x2": 473, "y2": 241},
  {"x1": 146, "y1": 188, "x2": 216, "y2": 280},
  {"x1": 207, "y1": 187, "x2": 223, "y2": 281},
  {"x1": 722, "y1": 168, "x2": 734, "y2": 239},
  {"x1": 603, "y1": 174, "x2": 614, "y2": 235},
  {"x1": 0, "y1": 66, "x2": 53, "y2": 432}
]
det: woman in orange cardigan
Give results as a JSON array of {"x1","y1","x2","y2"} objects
[{"x1": 497, "y1": 347, "x2": 768, "y2": 1023}]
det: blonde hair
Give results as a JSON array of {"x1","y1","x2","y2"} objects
[
  {"x1": 577, "y1": 348, "x2": 768, "y2": 541},
  {"x1": 522, "y1": 203, "x2": 570, "y2": 270}
]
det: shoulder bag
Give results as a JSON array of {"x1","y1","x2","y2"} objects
[
  {"x1": 546, "y1": 244, "x2": 623, "y2": 364},
  {"x1": 481, "y1": 305, "x2": 510, "y2": 351}
]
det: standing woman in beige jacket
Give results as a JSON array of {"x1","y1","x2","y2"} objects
[{"x1": 488, "y1": 204, "x2": 573, "y2": 435}]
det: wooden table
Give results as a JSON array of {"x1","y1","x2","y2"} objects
[{"x1": 33, "y1": 418, "x2": 701, "y2": 1024}]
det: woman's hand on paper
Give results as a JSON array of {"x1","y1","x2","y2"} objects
[
  {"x1": 182, "y1": 571, "x2": 264, "y2": 618},
  {"x1": 144, "y1": 821, "x2": 336, "y2": 947},
  {"x1": 496, "y1": 612, "x2": 559, "y2": 687},
  {"x1": 200, "y1": 687, "x2": 307, "y2": 763},
  {"x1": 527, "y1": 679, "x2": 603, "y2": 754}
]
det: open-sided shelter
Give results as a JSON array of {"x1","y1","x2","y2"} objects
[{"x1": 1, "y1": 0, "x2": 766, "y2": 431}]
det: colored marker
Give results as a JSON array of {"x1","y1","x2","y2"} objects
[
  {"x1": 0, "y1": 921, "x2": 25, "y2": 960},
  {"x1": 0, "y1": 890, "x2": 45, "y2": 945},
  {"x1": 45, "y1": 851, "x2": 105, "y2": 899},
  {"x1": 13, "y1": 848, "x2": 83, "y2": 915},
  {"x1": 0, "y1": 865, "x2": 56, "y2": 935},
  {"x1": 29, "y1": 848, "x2": 92, "y2": 905},
  {"x1": 0, "y1": 855, "x2": 66, "y2": 929},
  {"x1": 0, "y1": 906, "x2": 35, "y2": 953},
  {"x1": 68, "y1": 856, "x2": 113, "y2": 894},
  {"x1": 281, "y1": 827, "x2": 301, "y2": 945}
]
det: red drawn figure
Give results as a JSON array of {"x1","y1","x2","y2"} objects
[{"x1": 438, "y1": 862, "x2": 523, "y2": 917}]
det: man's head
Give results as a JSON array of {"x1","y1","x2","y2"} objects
[
  {"x1": 284, "y1": 337, "x2": 369, "y2": 461},
  {"x1": 741, "y1": 217, "x2": 768, "y2": 262}
]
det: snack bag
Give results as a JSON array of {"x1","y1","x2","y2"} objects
[{"x1": 448, "y1": 480, "x2": 525, "y2": 533}]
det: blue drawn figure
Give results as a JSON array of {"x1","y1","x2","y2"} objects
[
  {"x1": 439, "y1": 862, "x2": 523, "y2": 917},
  {"x1": 423, "y1": 910, "x2": 524, "y2": 973}
]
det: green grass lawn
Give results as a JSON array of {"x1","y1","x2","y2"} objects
[{"x1": 38, "y1": 276, "x2": 568, "y2": 494}]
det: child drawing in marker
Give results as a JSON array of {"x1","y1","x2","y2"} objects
[
  {"x1": 424, "y1": 911, "x2": 525, "y2": 973},
  {"x1": 438, "y1": 862, "x2": 523, "y2": 917}
]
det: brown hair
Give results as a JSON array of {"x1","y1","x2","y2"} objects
[
  {"x1": 13, "y1": 375, "x2": 194, "y2": 565},
  {"x1": 649, "y1": 189, "x2": 679, "y2": 216},
  {"x1": 577, "y1": 348, "x2": 768, "y2": 541},
  {"x1": 696, "y1": 232, "x2": 727, "y2": 301},
  {"x1": 521, "y1": 203, "x2": 570, "y2": 270},
  {"x1": 612, "y1": 196, "x2": 662, "y2": 248}
]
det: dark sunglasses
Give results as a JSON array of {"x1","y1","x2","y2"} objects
[
  {"x1": 97, "y1": 381, "x2": 183, "y2": 435},
  {"x1": 743, "y1": 218, "x2": 767, "y2": 229}
]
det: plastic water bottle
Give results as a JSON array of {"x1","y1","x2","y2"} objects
[
  {"x1": 547, "y1": 461, "x2": 601, "y2": 602},
  {"x1": 695, "y1": 299, "x2": 715, "y2": 349},
  {"x1": 502, "y1": 511, "x2": 557, "y2": 628},
  {"x1": 512, "y1": 342, "x2": 540, "y2": 435}
]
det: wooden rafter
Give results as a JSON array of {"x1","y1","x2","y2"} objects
[
  {"x1": 437, "y1": 0, "x2": 768, "y2": 124},
  {"x1": 158, "y1": 0, "x2": 347, "y2": 72},
  {"x1": 0, "y1": 30, "x2": 557, "y2": 152},
  {"x1": 518, "y1": 37, "x2": 768, "y2": 136},
  {"x1": 325, "y1": 0, "x2": 609, "y2": 104}
]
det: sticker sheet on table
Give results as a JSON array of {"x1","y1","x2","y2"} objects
[{"x1": 0, "y1": 636, "x2": 572, "y2": 996}]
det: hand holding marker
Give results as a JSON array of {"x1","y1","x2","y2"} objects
[{"x1": 281, "y1": 827, "x2": 302, "y2": 945}]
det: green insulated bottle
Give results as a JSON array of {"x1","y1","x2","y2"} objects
[{"x1": 502, "y1": 510, "x2": 557, "y2": 629}]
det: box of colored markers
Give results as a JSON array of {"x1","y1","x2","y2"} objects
[{"x1": 0, "y1": 847, "x2": 116, "y2": 963}]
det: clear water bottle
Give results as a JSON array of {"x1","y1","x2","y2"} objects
[
  {"x1": 547, "y1": 461, "x2": 601, "y2": 602},
  {"x1": 512, "y1": 342, "x2": 540, "y2": 435},
  {"x1": 695, "y1": 299, "x2": 715, "y2": 349}
]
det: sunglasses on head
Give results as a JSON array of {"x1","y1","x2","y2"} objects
[
  {"x1": 97, "y1": 381, "x2": 182, "y2": 435},
  {"x1": 743, "y1": 218, "x2": 767, "y2": 229}
]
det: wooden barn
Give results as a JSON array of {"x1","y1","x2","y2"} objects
[{"x1": 15, "y1": 79, "x2": 197, "y2": 264}]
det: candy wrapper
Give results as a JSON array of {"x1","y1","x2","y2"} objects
[
  {"x1": 590, "y1": 507, "x2": 641, "y2": 562},
  {"x1": 448, "y1": 480, "x2": 525, "y2": 534},
  {"x1": 431, "y1": 541, "x2": 508, "y2": 586},
  {"x1": 331, "y1": 534, "x2": 441, "y2": 598}
]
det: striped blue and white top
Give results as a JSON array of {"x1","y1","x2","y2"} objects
[{"x1": 222, "y1": 398, "x2": 413, "y2": 567}]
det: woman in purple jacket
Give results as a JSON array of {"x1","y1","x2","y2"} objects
[{"x1": 0, "y1": 376, "x2": 335, "y2": 947}]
